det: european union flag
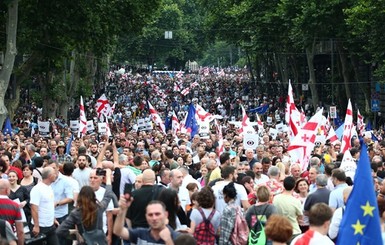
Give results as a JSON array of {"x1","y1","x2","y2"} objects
[
  {"x1": 66, "y1": 134, "x2": 74, "y2": 154},
  {"x1": 185, "y1": 104, "x2": 199, "y2": 138},
  {"x1": 366, "y1": 121, "x2": 372, "y2": 131},
  {"x1": 334, "y1": 112, "x2": 344, "y2": 128},
  {"x1": 2, "y1": 117, "x2": 12, "y2": 136},
  {"x1": 248, "y1": 104, "x2": 269, "y2": 114},
  {"x1": 337, "y1": 143, "x2": 382, "y2": 245}
]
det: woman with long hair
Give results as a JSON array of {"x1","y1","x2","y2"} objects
[
  {"x1": 157, "y1": 188, "x2": 190, "y2": 232},
  {"x1": 56, "y1": 168, "x2": 114, "y2": 244}
]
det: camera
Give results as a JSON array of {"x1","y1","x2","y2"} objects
[
  {"x1": 96, "y1": 168, "x2": 106, "y2": 176},
  {"x1": 108, "y1": 136, "x2": 113, "y2": 143}
]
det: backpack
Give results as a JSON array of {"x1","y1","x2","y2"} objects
[
  {"x1": 80, "y1": 213, "x2": 107, "y2": 245},
  {"x1": 230, "y1": 206, "x2": 249, "y2": 245},
  {"x1": 194, "y1": 208, "x2": 217, "y2": 245},
  {"x1": 248, "y1": 205, "x2": 268, "y2": 245}
]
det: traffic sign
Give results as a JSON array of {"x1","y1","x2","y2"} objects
[{"x1": 372, "y1": 99, "x2": 380, "y2": 112}]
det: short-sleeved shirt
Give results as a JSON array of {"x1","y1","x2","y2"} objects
[
  {"x1": 30, "y1": 182, "x2": 55, "y2": 227},
  {"x1": 73, "y1": 168, "x2": 92, "y2": 188},
  {"x1": 129, "y1": 226, "x2": 179, "y2": 244},
  {"x1": 190, "y1": 208, "x2": 221, "y2": 233},
  {"x1": 273, "y1": 193, "x2": 303, "y2": 235},
  {"x1": 52, "y1": 173, "x2": 74, "y2": 218},
  {"x1": 328, "y1": 183, "x2": 348, "y2": 209},
  {"x1": 212, "y1": 181, "x2": 248, "y2": 213},
  {"x1": 245, "y1": 203, "x2": 277, "y2": 228},
  {"x1": 304, "y1": 188, "x2": 330, "y2": 211}
]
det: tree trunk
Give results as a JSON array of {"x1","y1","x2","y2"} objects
[
  {"x1": 351, "y1": 55, "x2": 370, "y2": 113},
  {"x1": 0, "y1": 0, "x2": 18, "y2": 128},
  {"x1": 5, "y1": 84, "x2": 20, "y2": 121},
  {"x1": 336, "y1": 42, "x2": 352, "y2": 101},
  {"x1": 306, "y1": 40, "x2": 319, "y2": 109}
]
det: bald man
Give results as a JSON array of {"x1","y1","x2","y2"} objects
[
  {"x1": 0, "y1": 180, "x2": 23, "y2": 245},
  {"x1": 126, "y1": 169, "x2": 164, "y2": 228},
  {"x1": 169, "y1": 169, "x2": 191, "y2": 212}
]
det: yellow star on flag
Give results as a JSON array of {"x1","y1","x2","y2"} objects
[
  {"x1": 352, "y1": 220, "x2": 365, "y2": 235},
  {"x1": 361, "y1": 201, "x2": 375, "y2": 217}
]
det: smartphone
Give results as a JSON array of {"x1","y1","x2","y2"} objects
[{"x1": 124, "y1": 183, "x2": 133, "y2": 199}]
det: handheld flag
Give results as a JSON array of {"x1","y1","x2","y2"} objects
[
  {"x1": 148, "y1": 101, "x2": 166, "y2": 134},
  {"x1": 79, "y1": 96, "x2": 87, "y2": 137},
  {"x1": 2, "y1": 117, "x2": 12, "y2": 136},
  {"x1": 341, "y1": 99, "x2": 353, "y2": 153},
  {"x1": 185, "y1": 104, "x2": 199, "y2": 138},
  {"x1": 337, "y1": 143, "x2": 382, "y2": 245},
  {"x1": 66, "y1": 134, "x2": 74, "y2": 154}
]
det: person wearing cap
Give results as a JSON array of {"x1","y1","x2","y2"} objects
[
  {"x1": 304, "y1": 174, "x2": 331, "y2": 215},
  {"x1": 57, "y1": 141, "x2": 71, "y2": 164}
]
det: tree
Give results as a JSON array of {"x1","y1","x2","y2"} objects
[{"x1": 0, "y1": 0, "x2": 18, "y2": 128}]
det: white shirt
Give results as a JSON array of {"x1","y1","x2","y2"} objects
[
  {"x1": 30, "y1": 182, "x2": 55, "y2": 227},
  {"x1": 212, "y1": 180, "x2": 248, "y2": 214},
  {"x1": 73, "y1": 168, "x2": 92, "y2": 189},
  {"x1": 119, "y1": 168, "x2": 136, "y2": 195},
  {"x1": 254, "y1": 174, "x2": 269, "y2": 185},
  {"x1": 291, "y1": 230, "x2": 334, "y2": 245},
  {"x1": 328, "y1": 206, "x2": 344, "y2": 239},
  {"x1": 94, "y1": 187, "x2": 114, "y2": 233},
  {"x1": 182, "y1": 175, "x2": 201, "y2": 190}
]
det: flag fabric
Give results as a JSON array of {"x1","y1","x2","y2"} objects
[
  {"x1": 215, "y1": 119, "x2": 224, "y2": 155},
  {"x1": 148, "y1": 101, "x2": 166, "y2": 134},
  {"x1": 195, "y1": 104, "x2": 214, "y2": 123},
  {"x1": 256, "y1": 114, "x2": 264, "y2": 133},
  {"x1": 96, "y1": 94, "x2": 112, "y2": 119},
  {"x1": 79, "y1": 96, "x2": 87, "y2": 137},
  {"x1": 185, "y1": 104, "x2": 199, "y2": 138},
  {"x1": 215, "y1": 97, "x2": 222, "y2": 104},
  {"x1": 335, "y1": 123, "x2": 345, "y2": 140},
  {"x1": 285, "y1": 81, "x2": 301, "y2": 137},
  {"x1": 357, "y1": 109, "x2": 365, "y2": 135},
  {"x1": 341, "y1": 99, "x2": 353, "y2": 153},
  {"x1": 190, "y1": 81, "x2": 199, "y2": 88},
  {"x1": 366, "y1": 121, "x2": 372, "y2": 131},
  {"x1": 337, "y1": 143, "x2": 382, "y2": 245},
  {"x1": 181, "y1": 87, "x2": 190, "y2": 96},
  {"x1": 326, "y1": 126, "x2": 339, "y2": 145},
  {"x1": 171, "y1": 111, "x2": 180, "y2": 136},
  {"x1": 287, "y1": 109, "x2": 323, "y2": 171},
  {"x1": 66, "y1": 134, "x2": 74, "y2": 154},
  {"x1": 248, "y1": 104, "x2": 269, "y2": 114},
  {"x1": 334, "y1": 113, "x2": 344, "y2": 128},
  {"x1": 2, "y1": 117, "x2": 12, "y2": 136}
]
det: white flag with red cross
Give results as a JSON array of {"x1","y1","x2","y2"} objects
[
  {"x1": 287, "y1": 109, "x2": 324, "y2": 171},
  {"x1": 96, "y1": 94, "x2": 112, "y2": 119},
  {"x1": 148, "y1": 101, "x2": 166, "y2": 135},
  {"x1": 357, "y1": 109, "x2": 365, "y2": 135},
  {"x1": 79, "y1": 96, "x2": 87, "y2": 138},
  {"x1": 171, "y1": 110, "x2": 180, "y2": 136},
  {"x1": 341, "y1": 99, "x2": 353, "y2": 153}
]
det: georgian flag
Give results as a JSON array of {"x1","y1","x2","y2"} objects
[
  {"x1": 171, "y1": 111, "x2": 180, "y2": 136},
  {"x1": 239, "y1": 105, "x2": 256, "y2": 135},
  {"x1": 148, "y1": 101, "x2": 166, "y2": 134},
  {"x1": 190, "y1": 81, "x2": 199, "y2": 88},
  {"x1": 96, "y1": 94, "x2": 112, "y2": 119},
  {"x1": 326, "y1": 126, "x2": 339, "y2": 145},
  {"x1": 357, "y1": 109, "x2": 365, "y2": 135},
  {"x1": 173, "y1": 82, "x2": 181, "y2": 92},
  {"x1": 181, "y1": 88, "x2": 190, "y2": 96},
  {"x1": 79, "y1": 96, "x2": 87, "y2": 137},
  {"x1": 287, "y1": 109, "x2": 323, "y2": 171},
  {"x1": 195, "y1": 104, "x2": 214, "y2": 123},
  {"x1": 341, "y1": 99, "x2": 353, "y2": 153}
]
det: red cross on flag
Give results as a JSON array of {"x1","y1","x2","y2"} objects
[
  {"x1": 171, "y1": 110, "x2": 180, "y2": 136},
  {"x1": 285, "y1": 80, "x2": 301, "y2": 137},
  {"x1": 96, "y1": 94, "x2": 112, "y2": 119},
  {"x1": 357, "y1": 109, "x2": 365, "y2": 135},
  {"x1": 195, "y1": 104, "x2": 214, "y2": 123},
  {"x1": 287, "y1": 108, "x2": 323, "y2": 171},
  {"x1": 181, "y1": 87, "x2": 190, "y2": 96},
  {"x1": 326, "y1": 126, "x2": 339, "y2": 145},
  {"x1": 341, "y1": 99, "x2": 353, "y2": 153},
  {"x1": 148, "y1": 101, "x2": 166, "y2": 135},
  {"x1": 78, "y1": 96, "x2": 87, "y2": 138}
]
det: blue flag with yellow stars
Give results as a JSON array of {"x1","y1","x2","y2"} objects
[{"x1": 337, "y1": 143, "x2": 382, "y2": 244}]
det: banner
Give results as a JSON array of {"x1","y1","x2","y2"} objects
[
  {"x1": 243, "y1": 128, "x2": 259, "y2": 150},
  {"x1": 87, "y1": 120, "x2": 95, "y2": 135},
  {"x1": 38, "y1": 121, "x2": 50, "y2": 138},
  {"x1": 198, "y1": 121, "x2": 210, "y2": 139},
  {"x1": 69, "y1": 120, "x2": 79, "y2": 134},
  {"x1": 98, "y1": 122, "x2": 107, "y2": 134},
  {"x1": 137, "y1": 117, "x2": 153, "y2": 131}
]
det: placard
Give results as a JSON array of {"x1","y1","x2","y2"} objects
[
  {"x1": 38, "y1": 121, "x2": 50, "y2": 138},
  {"x1": 87, "y1": 120, "x2": 95, "y2": 135},
  {"x1": 198, "y1": 121, "x2": 210, "y2": 139},
  {"x1": 330, "y1": 106, "x2": 337, "y2": 119},
  {"x1": 243, "y1": 128, "x2": 259, "y2": 150}
]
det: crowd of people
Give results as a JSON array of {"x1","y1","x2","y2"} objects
[{"x1": 0, "y1": 67, "x2": 384, "y2": 245}]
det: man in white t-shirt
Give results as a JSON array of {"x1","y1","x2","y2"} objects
[
  {"x1": 291, "y1": 203, "x2": 334, "y2": 245},
  {"x1": 30, "y1": 166, "x2": 59, "y2": 244},
  {"x1": 212, "y1": 165, "x2": 249, "y2": 213},
  {"x1": 89, "y1": 169, "x2": 114, "y2": 241},
  {"x1": 168, "y1": 169, "x2": 190, "y2": 212},
  {"x1": 73, "y1": 154, "x2": 92, "y2": 188}
]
